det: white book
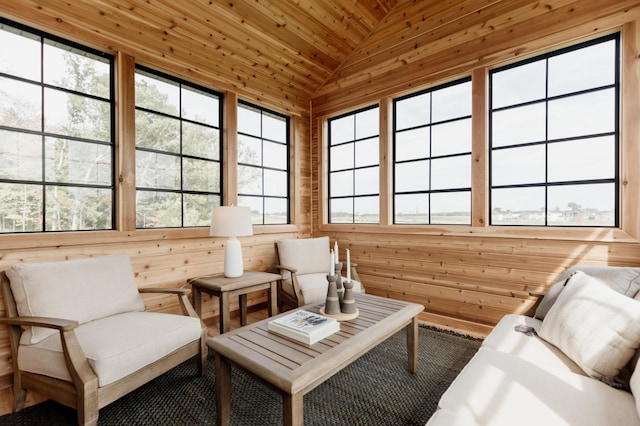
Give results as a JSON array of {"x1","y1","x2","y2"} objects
[{"x1": 268, "y1": 310, "x2": 340, "y2": 345}]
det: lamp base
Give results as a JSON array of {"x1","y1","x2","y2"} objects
[{"x1": 224, "y1": 237, "x2": 244, "y2": 278}]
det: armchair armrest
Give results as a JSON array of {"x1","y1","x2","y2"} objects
[
  {"x1": 529, "y1": 290, "x2": 546, "y2": 298},
  {"x1": 0, "y1": 316, "x2": 97, "y2": 388},
  {"x1": 0, "y1": 316, "x2": 78, "y2": 331},
  {"x1": 139, "y1": 287, "x2": 199, "y2": 318},
  {"x1": 274, "y1": 264, "x2": 297, "y2": 273}
]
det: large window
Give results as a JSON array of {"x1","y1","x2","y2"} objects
[
  {"x1": 490, "y1": 34, "x2": 619, "y2": 227},
  {"x1": 135, "y1": 67, "x2": 222, "y2": 228},
  {"x1": 0, "y1": 20, "x2": 114, "y2": 233},
  {"x1": 393, "y1": 78, "x2": 472, "y2": 225},
  {"x1": 328, "y1": 106, "x2": 380, "y2": 224},
  {"x1": 237, "y1": 102, "x2": 290, "y2": 225}
]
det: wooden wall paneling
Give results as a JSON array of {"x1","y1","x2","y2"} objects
[
  {"x1": 223, "y1": 93, "x2": 238, "y2": 206},
  {"x1": 622, "y1": 19, "x2": 640, "y2": 240},
  {"x1": 471, "y1": 67, "x2": 488, "y2": 228},
  {"x1": 379, "y1": 97, "x2": 393, "y2": 226}
]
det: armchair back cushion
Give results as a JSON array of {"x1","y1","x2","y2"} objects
[
  {"x1": 7, "y1": 254, "x2": 145, "y2": 344},
  {"x1": 277, "y1": 237, "x2": 331, "y2": 275}
]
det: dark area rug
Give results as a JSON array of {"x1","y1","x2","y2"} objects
[{"x1": 0, "y1": 326, "x2": 482, "y2": 425}]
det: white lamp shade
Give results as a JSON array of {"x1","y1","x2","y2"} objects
[{"x1": 210, "y1": 206, "x2": 253, "y2": 237}]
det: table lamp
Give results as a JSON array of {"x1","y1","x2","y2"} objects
[{"x1": 210, "y1": 206, "x2": 253, "y2": 277}]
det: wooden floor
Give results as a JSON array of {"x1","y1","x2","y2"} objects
[{"x1": 204, "y1": 306, "x2": 270, "y2": 338}]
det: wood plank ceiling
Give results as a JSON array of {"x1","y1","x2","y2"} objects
[{"x1": 0, "y1": 0, "x2": 399, "y2": 114}]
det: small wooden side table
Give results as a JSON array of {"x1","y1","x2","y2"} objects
[{"x1": 190, "y1": 271, "x2": 281, "y2": 334}]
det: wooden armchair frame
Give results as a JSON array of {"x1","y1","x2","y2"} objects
[{"x1": 0, "y1": 272, "x2": 207, "y2": 426}]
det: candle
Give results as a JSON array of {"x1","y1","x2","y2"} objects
[
  {"x1": 334, "y1": 241, "x2": 339, "y2": 263},
  {"x1": 346, "y1": 249, "x2": 351, "y2": 282},
  {"x1": 330, "y1": 250, "x2": 335, "y2": 276}
]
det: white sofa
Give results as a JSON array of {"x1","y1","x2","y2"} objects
[{"x1": 428, "y1": 265, "x2": 640, "y2": 426}]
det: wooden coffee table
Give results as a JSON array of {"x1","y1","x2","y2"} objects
[{"x1": 207, "y1": 293, "x2": 424, "y2": 426}]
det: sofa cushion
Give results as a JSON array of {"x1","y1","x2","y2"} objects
[
  {"x1": 539, "y1": 271, "x2": 640, "y2": 381},
  {"x1": 438, "y1": 347, "x2": 638, "y2": 426},
  {"x1": 7, "y1": 254, "x2": 145, "y2": 344},
  {"x1": 17, "y1": 311, "x2": 202, "y2": 387},
  {"x1": 277, "y1": 237, "x2": 331, "y2": 275},
  {"x1": 483, "y1": 314, "x2": 584, "y2": 375},
  {"x1": 425, "y1": 409, "x2": 478, "y2": 426},
  {"x1": 535, "y1": 265, "x2": 640, "y2": 320},
  {"x1": 630, "y1": 357, "x2": 640, "y2": 418}
]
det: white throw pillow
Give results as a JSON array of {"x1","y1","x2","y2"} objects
[
  {"x1": 539, "y1": 271, "x2": 640, "y2": 380},
  {"x1": 7, "y1": 254, "x2": 145, "y2": 344}
]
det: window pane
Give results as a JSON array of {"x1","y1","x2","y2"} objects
[
  {"x1": 183, "y1": 193, "x2": 218, "y2": 227},
  {"x1": 355, "y1": 137, "x2": 379, "y2": 167},
  {"x1": 548, "y1": 136, "x2": 614, "y2": 182},
  {"x1": 182, "y1": 122, "x2": 219, "y2": 160},
  {"x1": 135, "y1": 110, "x2": 180, "y2": 152},
  {"x1": 432, "y1": 80, "x2": 471, "y2": 122},
  {"x1": 136, "y1": 151, "x2": 180, "y2": 190},
  {"x1": 0, "y1": 77, "x2": 42, "y2": 131},
  {"x1": 548, "y1": 183, "x2": 614, "y2": 226},
  {"x1": 491, "y1": 187, "x2": 546, "y2": 225},
  {"x1": 492, "y1": 103, "x2": 546, "y2": 147},
  {"x1": 44, "y1": 42, "x2": 110, "y2": 98},
  {"x1": 0, "y1": 26, "x2": 40, "y2": 81},
  {"x1": 330, "y1": 170, "x2": 354, "y2": 197},
  {"x1": 354, "y1": 166, "x2": 379, "y2": 195},
  {"x1": 431, "y1": 118, "x2": 471, "y2": 157},
  {"x1": 395, "y1": 128, "x2": 429, "y2": 161},
  {"x1": 431, "y1": 191, "x2": 471, "y2": 225},
  {"x1": 355, "y1": 107, "x2": 379, "y2": 139},
  {"x1": 264, "y1": 169, "x2": 287, "y2": 196},
  {"x1": 492, "y1": 60, "x2": 546, "y2": 108},
  {"x1": 549, "y1": 40, "x2": 615, "y2": 97},
  {"x1": 238, "y1": 104, "x2": 261, "y2": 136},
  {"x1": 263, "y1": 112, "x2": 286, "y2": 142},
  {"x1": 395, "y1": 160, "x2": 429, "y2": 192},
  {"x1": 396, "y1": 93, "x2": 430, "y2": 130},
  {"x1": 238, "y1": 134, "x2": 262, "y2": 166},
  {"x1": 264, "y1": 197, "x2": 288, "y2": 224},
  {"x1": 45, "y1": 186, "x2": 112, "y2": 231},
  {"x1": 181, "y1": 86, "x2": 219, "y2": 126},
  {"x1": 395, "y1": 193, "x2": 429, "y2": 224},
  {"x1": 135, "y1": 72, "x2": 179, "y2": 115},
  {"x1": 0, "y1": 130, "x2": 42, "y2": 181},
  {"x1": 330, "y1": 198, "x2": 353, "y2": 223},
  {"x1": 431, "y1": 155, "x2": 470, "y2": 190},
  {"x1": 44, "y1": 89, "x2": 111, "y2": 141},
  {"x1": 136, "y1": 190, "x2": 181, "y2": 228},
  {"x1": 183, "y1": 157, "x2": 219, "y2": 192},
  {"x1": 264, "y1": 141, "x2": 287, "y2": 169},
  {"x1": 548, "y1": 89, "x2": 615, "y2": 139},
  {"x1": 45, "y1": 137, "x2": 111, "y2": 185},
  {"x1": 330, "y1": 115, "x2": 354, "y2": 145},
  {"x1": 0, "y1": 183, "x2": 43, "y2": 233},
  {"x1": 355, "y1": 196, "x2": 379, "y2": 223},
  {"x1": 492, "y1": 145, "x2": 545, "y2": 186},
  {"x1": 238, "y1": 164, "x2": 262, "y2": 195},
  {"x1": 330, "y1": 143, "x2": 354, "y2": 171}
]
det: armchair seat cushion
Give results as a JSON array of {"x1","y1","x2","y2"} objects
[
  {"x1": 17, "y1": 311, "x2": 202, "y2": 387},
  {"x1": 296, "y1": 273, "x2": 363, "y2": 304}
]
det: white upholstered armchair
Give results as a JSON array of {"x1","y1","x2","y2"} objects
[
  {"x1": 0, "y1": 254, "x2": 207, "y2": 426},
  {"x1": 275, "y1": 236, "x2": 364, "y2": 309}
]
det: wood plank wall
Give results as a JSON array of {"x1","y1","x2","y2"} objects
[{"x1": 312, "y1": 0, "x2": 640, "y2": 337}]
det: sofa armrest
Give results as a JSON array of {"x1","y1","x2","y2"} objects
[
  {"x1": 139, "y1": 287, "x2": 199, "y2": 318},
  {"x1": 274, "y1": 264, "x2": 297, "y2": 274},
  {"x1": 0, "y1": 316, "x2": 78, "y2": 331}
]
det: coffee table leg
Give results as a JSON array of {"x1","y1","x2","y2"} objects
[
  {"x1": 215, "y1": 353, "x2": 232, "y2": 426},
  {"x1": 283, "y1": 392, "x2": 303, "y2": 426},
  {"x1": 407, "y1": 316, "x2": 419, "y2": 373},
  {"x1": 239, "y1": 294, "x2": 248, "y2": 326}
]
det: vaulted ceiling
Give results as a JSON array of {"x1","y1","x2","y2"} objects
[{"x1": 0, "y1": 0, "x2": 400, "y2": 113}]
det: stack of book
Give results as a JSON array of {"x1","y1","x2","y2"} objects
[{"x1": 268, "y1": 310, "x2": 340, "y2": 345}]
